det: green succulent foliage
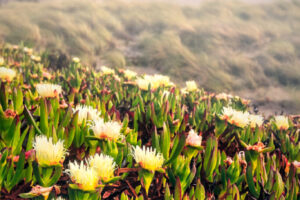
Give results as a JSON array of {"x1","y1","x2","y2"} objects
[{"x1": 0, "y1": 45, "x2": 297, "y2": 199}]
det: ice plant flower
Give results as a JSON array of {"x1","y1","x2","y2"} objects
[
  {"x1": 23, "y1": 47, "x2": 33, "y2": 55},
  {"x1": 36, "y1": 83, "x2": 62, "y2": 98},
  {"x1": 101, "y1": 66, "x2": 115, "y2": 75},
  {"x1": 136, "y1": 77, "x2": 153, "y2": 90},
  {"x1": 72, "y1": 57, "x2": 80, "y2": 63},
  {"x1": 215, "y1": 93, "x2": 233, "y2": 101},
  {"x1": 91, "y1": 119, "x2": 124, "y2": 141},
  {"x1": 73, "y1": 105, "x2": 101, "y2": 125},
  {"x1": 248, "y1": 114, "x2": 264, "y2": 128},
  {"x1": 186, "y1": 129, "x2": 202, "y2": 147},
  {"x1": 274, "y1": 115, "x2": 289, "y2": 130},
  {"x1": 220, "y1": 107, "x2": 249, "y2": 128},
  {"x1": 153, "y1": 74, "x2": 174, "y2": 87},
  {"x1": 33, "y1": 135, "x2": 66, "y2": 167},
  {"x1": 185, "y1": 80, "x2": 198, "y2": 92},
  {"x1": 88, "y1": 154, "x2": 116, "y2": 181},
  {"x1": 124, "y1": 69, "x2": 137, "y2": 79},
  {"x1": 67, "y1": 161, "x2": 98, "y2": 191},
  {"x1": 132, "y1": 146, "x2": 164, "y2": 171},
  {"x1": 31, "y1": 55, "x2": 41, "y2": 62},
  {"x1": 0, "y1": 67, "x2": 16, "y2": 82}
]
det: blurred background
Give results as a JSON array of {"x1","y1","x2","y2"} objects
[{"x1": 0, "y1": 0, "x2": 299, "y2": 115}]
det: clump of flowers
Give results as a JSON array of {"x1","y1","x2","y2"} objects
[
  {"x1": 220, "y1": 107, "x2": 249, "y2": 128},
  {"x1": 88, "y1": 153, "x2": 116, "y2": 181},
  {"x1": 33, "y1": 135, "x2": 67, "y2": 167},
  {"x1": 0, "y1": 67, "x2": 16, "y2": 82},
  {"x1": 91, "y1": 119, "x2": 124, "y2": 141},
  {"x1": 67, "y1": 161, "x2": 99, "y2": 191},
  {"x1": 273, "y1": 115, "x2": 289, "y2": 130},
  {"x1": 186, "y1": 129, "x2": 202, "y2": 147},
  {"x1": 36, "y1": 83, "x2": 62, "y2": 98},
  {"x1": 73, "y1": 105, "x2": 101, "y2": 125},
  {"x1": 101, "y1": 66, "x2": 115, "y2": 75},
  {"x1": 132, "y1": 146, "x2": 164, "y2": 171}
]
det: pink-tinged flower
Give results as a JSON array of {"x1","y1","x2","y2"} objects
[
  {"x1": 186, "y1": 129, "x2": 202, "y2": 147},
  {"x1": 36, "y1": 83, "x2": 62, "y2": 98}
]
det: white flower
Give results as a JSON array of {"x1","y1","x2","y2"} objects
[
  {"x1": 36, "y1": 83, "x2": 62, "y2": 98},
  {"x1": 274, "y1": 116, "x2": 289, "y2": 130},
  {"x1": 30, "y1": 55, "x2": 41, "y2": 62},
  {"x1": 101, "y1": 66, "x2": 115, "y2": 75},
  {"x1": 132, "y1": 146, "x2": 164, "y2": 171},
  {"x1": 66, "y1": 161, "x2": 98, "y2": 191},
  {"x1": 185, "y1": 81, "x2": 198, "y2": 92},
  {"x1": 136, "y1": 74, "x2": 174, "y2": 90},
  {"x1": 23, "y1": 47, "x2": 33, "y2": 55},
  {"x1": 33, "y1": 135, "x2": 66, "y2": 167},
  {"x1": 73, "y1": 105, "x2": 101, "y2": 125},
  {"x1": 91, "y1": 119, "x2": 124, "y2": 141},
  {"x1": 72, "y1": 57, "x2": 80, "y2": 63},
  {"x1": 220, "y1": 107, "x2": 249, "y2": 128},
  {"x1": 186, "y1": 129, "x2": 202, "y2": 147},
  {"x1": 248, "y1": 114, "x2": 264, "y2": 128},
  {"x1": 88, "y1": 154, "x2": 116, "y2": 181},
  {"x1": 0, "y1": 67, "x2": 16, "y2": 82},
  {"x1": 124, "y1": 69, "x2": 137, "y2": 79}
]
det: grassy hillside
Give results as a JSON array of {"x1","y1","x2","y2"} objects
[{"x1": 1, "y1": 0, "x2": 300, "y2": 113}]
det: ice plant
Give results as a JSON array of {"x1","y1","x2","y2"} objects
[
  {"x1": 132, "y1": 145, "x2": 164, "y2": 194},
  {"x1": 73, "y1": 105, "x2": 101, "y2": 125},
  {"x1": 88, "y1": 153, "x2": 116, "y2": 182},
  {"x1": 124, "y1": 69, "x2": 137, "y2": 79},
  {"x1": 186, "y1": 129, "x2": 202, "y2": 147},
  {"x1": 36, "y1": 83, "x2": 62, "y2": 98},
  {"x1": 33, "y1": 135, "x2": 66, "y2": 167},
  {"x1": 248, "y1": 114, "x2": 264, "y2": 128},
  {"x1": 132, "y1": 145, "x2": 163, "y2": 171},
  {"x1": 91, "y1": 119, "x2": 124, "y2": 141},
  {"x1": 185, "y1": 80, "x2": 198, "y2": 92},
  {"x1": 101, "y1": 66, "x2": 115, "y2": 75},
  {"x1": 0, "y1": 67, "x2": 16, "y2": 82},
  {"x1": 67, "y1": 161, "x2": 99, "y2": 191},
  {"x1": 273, "y1": 115, "x2": 289, "y2": 130}
]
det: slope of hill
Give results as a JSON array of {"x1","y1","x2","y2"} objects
[{"x1": 1, "y1": 0, "x2": 300, "y2": 114}]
